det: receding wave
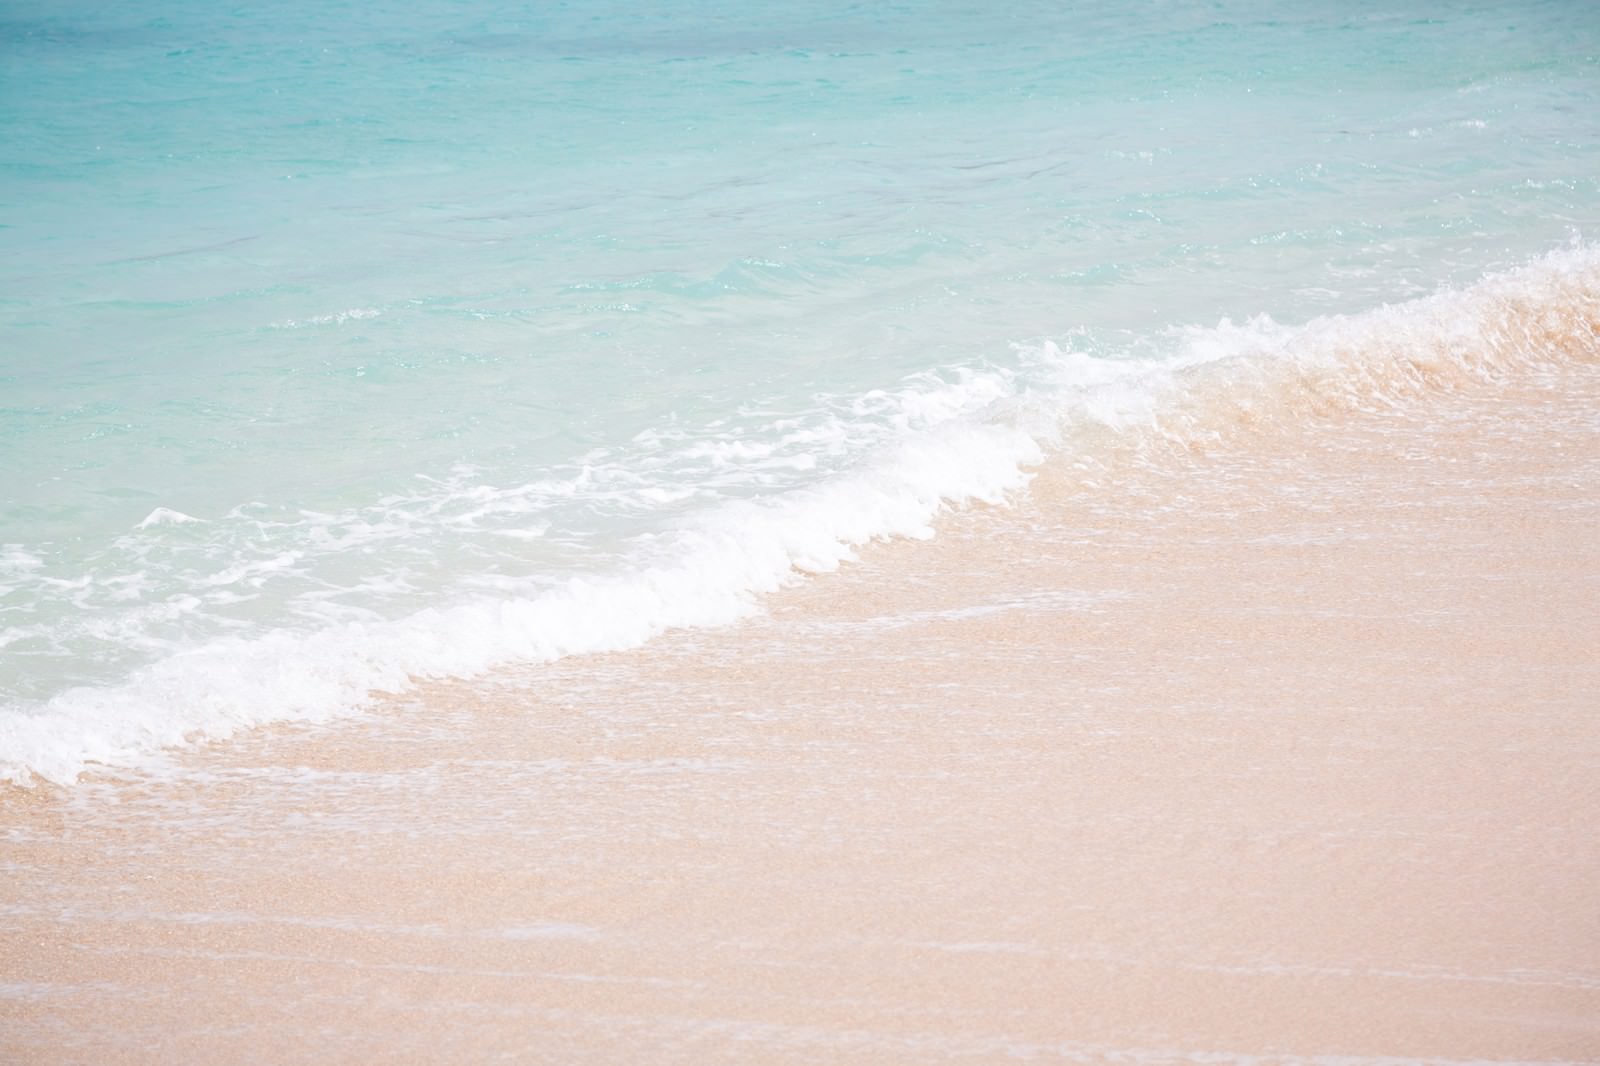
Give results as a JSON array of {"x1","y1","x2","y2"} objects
[
  {"x1": 1022, "y1": 243, "x2": 1600, "y2": 460},
  {"x1": 4, "y1": 245, "x2": 1596, "y2": 786}
]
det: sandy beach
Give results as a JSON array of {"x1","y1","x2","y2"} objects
[
  {"x1": 4, "y1": 354, "x2": 1599, "y2": 1063},
  {"x1": 8, "y1": 2, "x2": 1600, "y2": 1062}
]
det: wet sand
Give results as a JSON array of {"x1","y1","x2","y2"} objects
[{"x1": 4, "y1": 362, "x2": 1600, "y2": 1063}]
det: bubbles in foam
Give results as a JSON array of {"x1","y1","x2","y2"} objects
[
  {"x1": 269, "y1": 308, "x2": 383, "y2": 329},
  {"x1": 1019, "y1": 242, "x2": 1600, "y2": 457},
  {"x1": 136, "y1": 508, "x2": 204, "y2": 529},
  {"x1": 2, "y1": 405, "x2": 1040, "y2": 786}
]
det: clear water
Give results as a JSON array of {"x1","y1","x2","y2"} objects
[{"x1": 3, "y1": 0, "x2": 1598, "y2": 783}]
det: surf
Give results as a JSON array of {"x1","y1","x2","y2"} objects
[{"x1": 5, "y1": 244, "x2": 1596, "y2": 786}]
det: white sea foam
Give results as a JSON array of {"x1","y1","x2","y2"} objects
[
  {"x1": 1, "y1": 410, "x2": 1038, "y2": 785},
  {"x1": 269, "y1": 308, "x2": 382, "y2": 329},
  {"x1": 3, "y1": 246, "x2": 1596, "y2": 786},
  {"x1": 136, "y1": 508, "x2": 203, "y2": 529}
]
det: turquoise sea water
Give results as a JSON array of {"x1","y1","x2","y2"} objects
[{"x1": 3, "y1": 1, "x2": 1598, "y2": 783}]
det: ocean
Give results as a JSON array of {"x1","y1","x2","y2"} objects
[{"x1": 3, "y1": 0, "x2": 1598, "y2": 786}]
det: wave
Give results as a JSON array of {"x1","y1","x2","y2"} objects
[
  {"x1": 4, "y1": 245, "x2": 1596, "y2": 786},
  {"x1": 1024, "y1": 243, "x2": 1600, "y2": 456}
]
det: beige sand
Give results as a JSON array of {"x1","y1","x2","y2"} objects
[{"x1": 3, "y1": 364, "x2": 1599, "y2": 1063}]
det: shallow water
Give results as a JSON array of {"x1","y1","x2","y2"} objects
[{"x1": 3, "y1": 0, "x2": 1600, "y2": 783}]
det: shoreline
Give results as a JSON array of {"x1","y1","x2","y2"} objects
[
  {"x1": 8, "y1": 244, "x2": 1596, "y2": 791},
  {"x1": 4, "y1": 358, "x2": 1600, "y2": 1062}
]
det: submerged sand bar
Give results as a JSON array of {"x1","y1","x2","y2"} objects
[{"x1": 4, "y1": 359, "x2": 1600, "y2": 1062}]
